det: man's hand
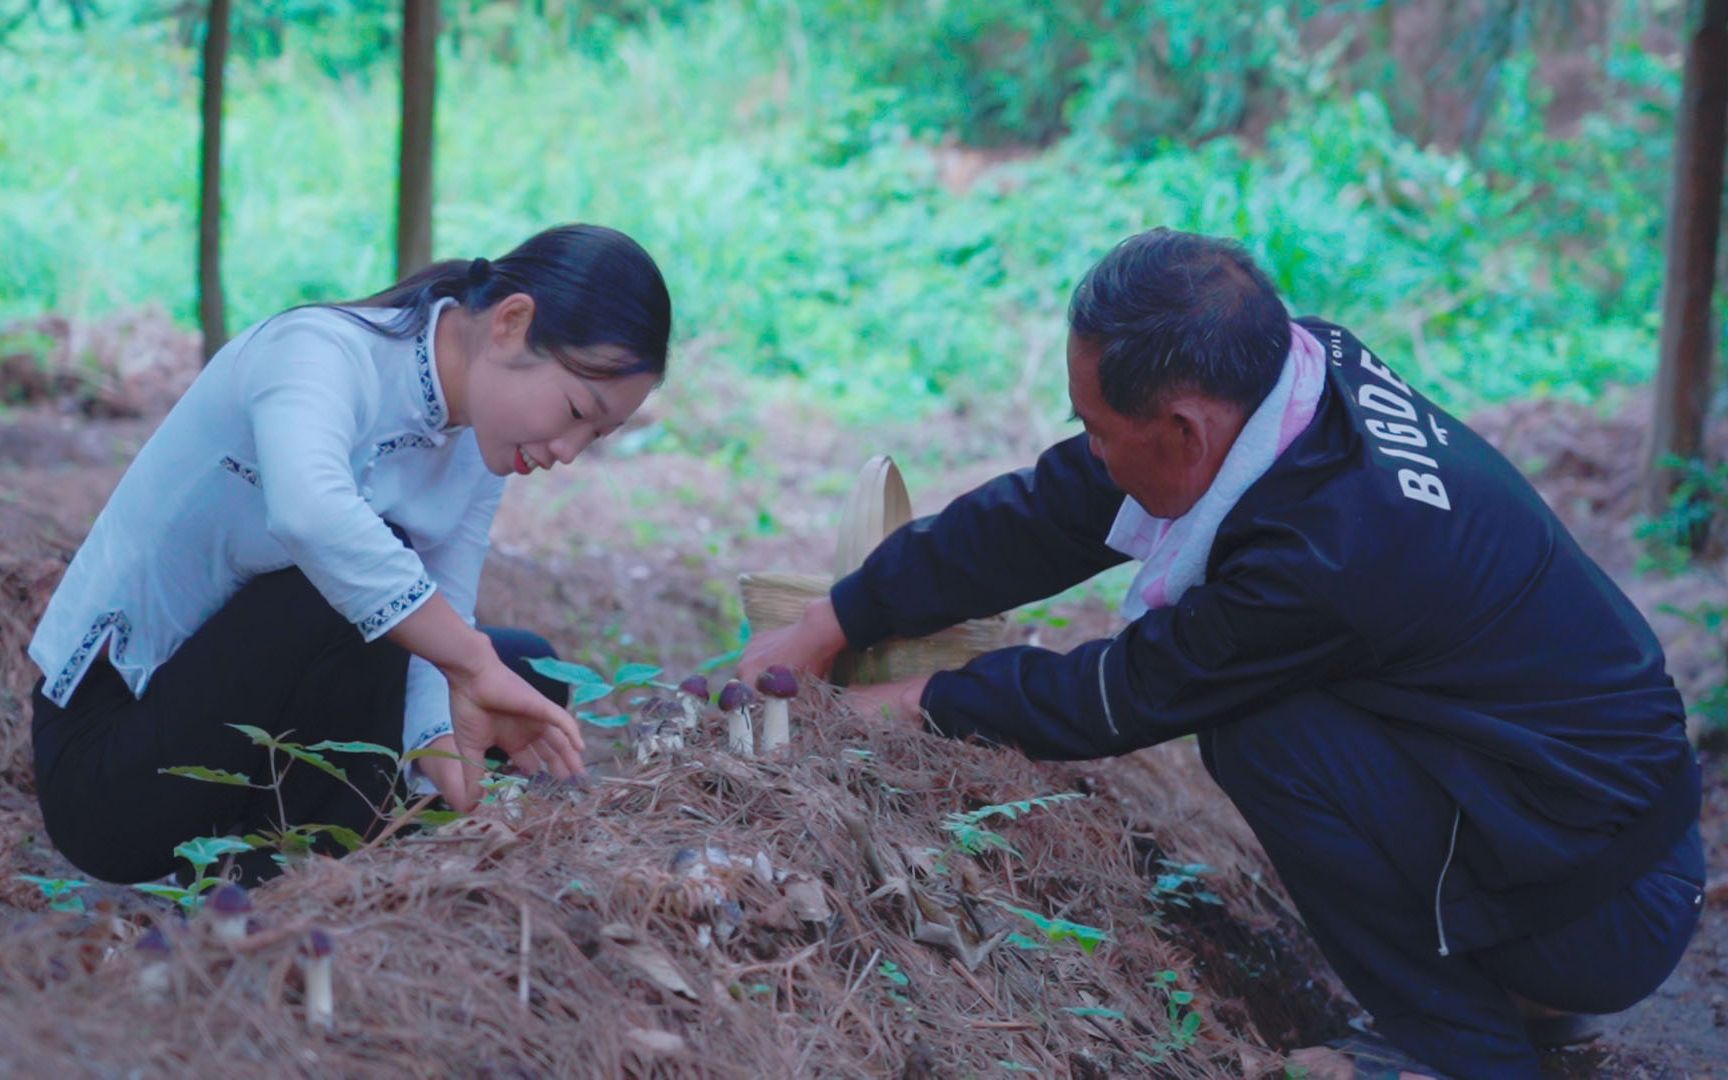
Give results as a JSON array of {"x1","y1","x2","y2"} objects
[
  {"x1": 740, "y1": 596, "x2": 849, "y2": 682},
  {"x1": 427, "y1": 658, "x2": 586, "y2": 812},
  {"x1": 844, "y1": 674, "x2": 932, "y2": 731}
]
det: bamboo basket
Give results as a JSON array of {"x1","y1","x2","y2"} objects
[{"x1": 738, "y1": 456, "x2": 1010, "y2": 686}]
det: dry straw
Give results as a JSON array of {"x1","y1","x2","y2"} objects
[
  {"x1": 0, "y1": 689, "x2": 1313, "y2": 1078},
  {"x1": 0, "y1": 503, "x2": 78, "y2": 789}
]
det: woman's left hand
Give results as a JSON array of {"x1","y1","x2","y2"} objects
[{"x1": 438, "y1": 655, "x2": 585, "y2": 811}]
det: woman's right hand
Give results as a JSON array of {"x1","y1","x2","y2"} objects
[{"x1": 433, "y1": 657, "x2": 585, "y2": 812}]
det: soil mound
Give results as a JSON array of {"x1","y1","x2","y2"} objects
[{"x1": 0, "y1": 690, "x2": 1330, "y2": 1078}]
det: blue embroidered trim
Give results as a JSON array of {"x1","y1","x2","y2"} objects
[
  {"x1": 414, "y1": 323, "x2": 446, "y2": 429},
  {"x1": 410, "y1": 720, "x2": 453, "y2": 752},
  {"x1": 375, "y1": 433, "x2": 437, "y2": 457},
  {"x1": 357, "y1": 576, "x2": 434, "y2": 638},
  {"x1": 48, "y1": 610, "x2": 132, "y2": 703},
  {"x1": 219, "y1": 455, "x2": 261, "y2": 487}
]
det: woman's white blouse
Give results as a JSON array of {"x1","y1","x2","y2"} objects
[{"x1": 29, "y1": 299, "x2": 504, "y2": 772}]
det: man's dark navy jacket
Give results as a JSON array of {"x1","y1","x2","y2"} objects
[{"x1": 831, "y1": 317, "x2": 1701, "y2": 955}]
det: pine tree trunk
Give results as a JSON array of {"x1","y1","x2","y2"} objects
[
  {"x1": 396, "y1": 0, "x2": 438, "y2": 277},
  {"x1": 197, "y1": 0, "x2": 231, "y2": 364},
  {"x1": 1647, "y1": 0, "x2": 1728, "y2": 524}
]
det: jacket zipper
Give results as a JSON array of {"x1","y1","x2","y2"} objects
[
  {"x1": 1096, "y1": 642, "x2": 1120, "y2": 739},
  {"x1": 1434, "y1": 808, "x2": 1461, "y2": 957}
]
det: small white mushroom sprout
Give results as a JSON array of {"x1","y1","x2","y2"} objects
[
  {"x1": 208, "y1": 883, "x2": 252, "y2": 945},
  {"x1": 717, "y1": 679, "x2": 757, "y2": 757},
  {"x1": 301, "y1": 928, "x2": 336, "y2": 1032},
  {"x1": 755, "y1": 665, "x2": 797, "y2": 753},
  {"x1": 135, "y1": 927, "x2": 172, "y2": 999},
  {"x1": 632, "y1": 697, "x2": 687, "y2": 765},
  {"x1": 675, "y1": 675, "x2": 710, "y2": 730}
]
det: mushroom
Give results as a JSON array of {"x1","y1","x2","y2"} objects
[
  {"x1": 301, "y1": 928, "x2": 335, "y2": 1032},
  {"x1": 755, "y1": 665, "x2": 798, "y2": 753},
  {"x1": 135, "y1": 927, "x2": 172, "y2": 998},
  {"x1": 208, "y1": 883, "x2": 252, "y2": 945},
  {"x1": 717, "y1": 679, "x2": 757, "y2": 756},
  {"x1": 675, "y1": 675, "x2": 710, "y2": 730},
  {"x1": 631, "y1": 698, "x2": 686, "y2": 765}
]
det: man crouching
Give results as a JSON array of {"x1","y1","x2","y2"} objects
[{"x1": 743, "y1": 228, "x2": 1705, "y2": 1078}]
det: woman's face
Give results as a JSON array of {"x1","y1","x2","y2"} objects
[{"x1": 460, "y1": 297, "x2": 657, "y2": 477}]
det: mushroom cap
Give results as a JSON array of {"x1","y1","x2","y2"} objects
[
  {"x1": 136, "y1": 927, "x2": 171, "y2": 956},
  {"x1": 677, "y1": 675, "x2": 710, "y2": 700},
  {"x1": 302, "y1": 927, "x2": 335, "y2": 959},
  {"x1": 717, "y1": 679, "x2": 757, "y2": 712},
  {"x1": 755, "y1": 665, "x2": 798, "y2": 699},
  {"x1": 209, "y1": 883, "x2": 253, "y2": 916},
  {"x1": 639, "y1": 696, "x2": 684, "y2": 723}
]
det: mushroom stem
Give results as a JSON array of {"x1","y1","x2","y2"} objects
[
  {"x1": 761, "y1": 697, "x2": 789, "y2": 753},
  {"x1": 754, "y1": 665, "x2": 798, "y2": 754},
  {"x1": 305, "y1": 957, "x2": 333, "y2": 1031},
  {"x1": 135, "y1": 928, "x2": 172, "y2": 999},
  {"x1": 301, "y1": 928, "x2": 336, "y2": 1032},
  {"x1": 727, "y1": 706, "x2": 754, "y2": 756},
  {"x1": 675, "y1": 675, "x2": 710, "y2": 730}
]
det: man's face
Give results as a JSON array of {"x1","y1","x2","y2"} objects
[{"x1": 1065, "y1": 333, "x2": 1238, "y2": 519}]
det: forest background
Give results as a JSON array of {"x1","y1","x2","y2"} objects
[{"x1": 0, "y1": 0, "x2": 1695, "y2": 423}]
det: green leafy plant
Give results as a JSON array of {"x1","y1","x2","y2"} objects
[
  {"x1": 1126, "y1": 969, "x2": 1205, "y2": 1066},
  {"x1": 157, "y1": 724, "x2": 456, "y2": 897},
  {"x1": 17, "y1": 874, "x2": 90, "y2": 913},
  {"x1": 528, "y1": 656, "x2": 670, "y2": 728},
  {"x1": 1148, "y1": 858, "x2": 1224, "y2": 911},
  {"x1": 939, "y1": 791, "x2": 1086, "y2": 859},
  {"x1": 991, "y1": 900, "x2": 1109, "y2": 955},
  {"x1": 1636, "y1": 455, "x2": 1728, "y2": 744}
]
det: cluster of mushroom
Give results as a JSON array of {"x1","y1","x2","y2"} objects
[
  {"x1": 631, "y1": 667, "x2": 801, "y2": 763},
  {"x1": 716, "y1": 665, "x2": 799, "y2": 757},
  {"x1": 632, "y1": 675, "x2": 712, "y2": 765},
  {"x1": 140, "y1": 883, "x2": 336, "y2": 1031}
]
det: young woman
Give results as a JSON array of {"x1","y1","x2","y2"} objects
[{"x1": 29, "y1": 223, "x2": 671, "y2": 884}]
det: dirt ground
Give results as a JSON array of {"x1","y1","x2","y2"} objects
[{"x1": 0, "y1": 313, "x2": 1723, "y2": 1076}]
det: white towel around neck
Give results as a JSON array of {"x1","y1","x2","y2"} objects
[{"x1": 1103, "y1": 322, "x2": 1326, "y2": 619}]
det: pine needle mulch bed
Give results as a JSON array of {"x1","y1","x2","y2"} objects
[{"x1": 0, "y1": 684, "x2": 1343, "y2": 1079}]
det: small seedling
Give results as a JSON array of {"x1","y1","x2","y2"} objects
[
  {"x1": 1148, "y1": 859, "x2": 1224, "y2": 910},
  {"x1": 992, "y1": 900, "x2": 1109, "y2": 955},
  {"x1": 17, "y1": 874, "x2": 90, "y2": 913},
  {"x1": 937, "y1": 791, "x2": 1087, "y2": 864}
]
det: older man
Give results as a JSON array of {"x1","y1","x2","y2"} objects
[{"x1": 742, "y1": 228, "x2": 1704, "y2": 1078}]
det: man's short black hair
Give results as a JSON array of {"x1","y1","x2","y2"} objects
[{"x1": 1067, "y1": 228, "x2": 1291, "y2": 418}]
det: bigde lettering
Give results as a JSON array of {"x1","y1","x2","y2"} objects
[{"x1": 1328, "y1": 328, "x2": 1452, "y2": 512}]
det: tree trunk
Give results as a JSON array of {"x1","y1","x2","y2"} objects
[
  {"x1": 197, "y1": 0, "x2": 231, "y2": 363},
  {"x1": 1647, "y1": 0, "x2": 1728, "y2": 524},
  {"x1": 396, "y1": 0, "x2": 438, "y2": 278}
]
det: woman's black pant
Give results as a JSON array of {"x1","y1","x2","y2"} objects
[
  {"x1": 31, "y1": 566, "x2": 567, "y2": 885},
  {"x1": 1201, "y1": 689, "x2": 1705, "y2": 1079}
]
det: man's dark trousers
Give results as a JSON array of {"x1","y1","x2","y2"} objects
[{"x1": 1200, "y1": 689, "x2": 1705, "y2": 1079}]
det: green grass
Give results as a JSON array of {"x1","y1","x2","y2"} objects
[{"x1": 0, "y1": 2, "x2": 1689, "y2": 441}]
